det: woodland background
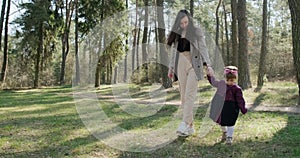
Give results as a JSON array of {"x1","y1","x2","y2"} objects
[{"x1": 0, "y1": 0, "x2": 299, "y2": 103}]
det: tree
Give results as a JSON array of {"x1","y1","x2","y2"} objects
[
  {"x1": 94, "y1": 0, "x2": 105, "y2": 88},
  {"x1": 237, "y1": 0, "x2": 251, "y2": 89},
  {"x1": 215, "y1": 0, "x2": 223, "y2": 48},
  {"x1": 74, "y1": 0, "x2": 80, "y2": 85},
  {"x1": 288, "y1": 0, "x2": 300, "y2": 105},
  {"x1": 59, "y1": 0, "x2": 74, "y2": 85},
  {"x1": 257, "y1": 0, "x2": 268, "y2": 89},
  {"x1": 190, "y1": 0, "x2": 194, "y2": 17},
  {"x1": 142, "y1": 0, "x2": 149, "y2": 82},
  {"x1": 0, "y1": 0, "x2": 10, "y2": 83},
  {"x1": 157, "y1": 0, "x2": 172, "y2": 88},
  {"x1": 231, "y1": 0, "x2": 238, "y2": 66},
  {"x1": 223, "y1": 0, "x2": 230, "y2": 65},
  {"x1": 14, "y1": 0, "x2": 56, "y2": 88},
  {"x1": 132, "y1": 0, "x2": 138, "y2": 71},
  {"x1": 0, "y1": 0, "x2": 7, "y2": 50},
  {"x1": 123, "y1": 0, "x2": 129, "y2": 82},
  {"x1": 83, "y1": 0, "x2": 125, "y2": 87},
  {"x1": 136, "y1": 12, "x2": 141, "y2": 70}
]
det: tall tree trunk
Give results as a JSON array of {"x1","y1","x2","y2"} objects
[
  {"x1": 95, "y1": 58, "x2": 101, "y2": 87},
  {"x1": 0, "y1": 0, "x2": 7, "y2": 51},
  {"x1": 223, "y1": 1, "x2": 230, "y2": 65},
  {"x1": 190, "y1": 0, "x2": 194, "y2": 17},
  {"x1": 60, "y1": 1, "x2": 74, "y2": 85},
  {"x1": 142, "y1": 0, "x2": 149, "y2": 82},
  {"x1": 123, "y1": 0, "x2": 129, "y2": 82},
  {"x1": 34, "y1": 22, "x2": 43, "y2": 88},
  {"x1": 157, "y1": 0, "x2": 172, "y2": 88},
  {"x1": 257, "y1": 0, "x2": 268, "y2": 88},
  {"x1": 74, "y1": 0, "x2": 80, "y2": 86},
  {"x1": 113, "y1": 65, "x2": 118, "y2": 84},
  {"x1": 215, "y1": 0, "x2": 223, "y2": 47},
  {"x1": 231, "y1": 0, "x2": 238, "y2": 66},
  {"x1": 132, "y1": 0, "x2": 138, "y2": 71},
  {"x1": 153, "y1": 3, "x2": 160, "y2": 83},
  {"x1": 0, "y1": 0, "x2": 10, "y2": 83},
  {"x1": 221, "y1": 12, "x2": 225, "y2": 64},
  {"x1": 288, "y1": 0, "x2": 300, "y2": 105},
  {"x1": 124, "y1": 35, "x2": 128, "y2": 82},
  {"x1": 95, "y1": 0, "x2": 105, "y2": 87},
  {"x1": 137, "y1": 16, "x2": 141, "y2": 70},
  {"x1": 237, "y1": 0, "x2": 251, "y2": 89},
  {"x1": 106, "y1": 57, "x2": 112, "y2": 84}
]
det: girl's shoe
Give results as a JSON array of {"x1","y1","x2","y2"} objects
[
  {"x1": 226, "y1": 137, "x2": 233, "y2": 145},
  {"x1": 221, "y1": 132, "x2": 227, "y2": 141}
]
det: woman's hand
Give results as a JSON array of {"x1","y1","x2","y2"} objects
[
  {"x1": 206, "y1": 66, "x2": 214, "y2": 76},
  {"x1": 168, "y1": 68, "x2": 174, "y2": 79}
]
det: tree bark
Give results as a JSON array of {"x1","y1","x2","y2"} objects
[
  {"x1": 231, "y1": 0, "x2": 238, "y2": 66},
  {"x1": 257, "y1": 0, "x2": 268, "y2": 88},
  {"x1": 0, "y1": 0, "x2": 10, "y2": 83},
  {"x1": 288, "y1": 0, "x2": 300, "y2": 105},
  {"x1": 137, "y1": 15, "x2": 141, "y2": 70},
  {"x1": 95, "y1": 0, "x2": 105, "y2": 87},
  {"x1": 215, "y1": 0, "x2": 223, "y2": 47},
  {"x1": 223, "y1": 1, "x2": 230, "y2": 65},
  {"x1": 95, "y1": 59, "x2": 101, "y2": 87},
  {"x1": 190, "y1": 0, "x2": 194, "y2": 17},
  {"x1": 60, "y1": 0, "x2": 74, "y2": 85},
  {"x1": 113, "y1": 65, "x2": 118, "y2": 84},
  {"x1": 157, "y1": 0, "x2": 172, "y2": 88},
  {"x1": 123, "y1": 0, "x2": 129, "y2": 82},
  {"x1": 34, "y1": 22, "x2": 43, "y2": 88},
  {"x1": 237, "y1": 0, "x2": 251, "y2": 89},
  {"x1": 142, "y1": 0, "x2": 149, "y2": 82},
  {"x1": 74, "y1": 0, "x2": 80, "y2": 86},
  {"x1": 0, "y1": 0, "x2": 7, "y2": 51},
  {"x1": 132, "y1": 0, "x2": 138, "y2": 71}
]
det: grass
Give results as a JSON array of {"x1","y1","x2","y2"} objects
[
  {"x1": 0, "y1": 82, "x2": 299, "y2": 157},
  {"x1": 98, "y1": 80, "x2": 299, "y2": 106}
]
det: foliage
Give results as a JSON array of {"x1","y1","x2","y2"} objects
[
  {"x1": 130, "y1": 62, "x2": 161, "y2": 84},
  {"x1": 0, "y1": 0, "x2": 296, "y2": 88},
  {"x1": 9, "y1": 0, "x2": 63, "y2": 87}
]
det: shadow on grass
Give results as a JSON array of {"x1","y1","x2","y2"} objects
[
  {"x1": 1, "y1": 86, "x2": 299, "y2": 157},
  {"x1": 251, "y1": 87, "x2": 298, "y2": 108},
  {"x1": 0, "y1": 87, "x2": 73, "y2": 108},
  {"x1": 198, "y1": 85, "x2": 213, "y2": 93},
  {"x1": 1, "y1": 134, "x2": 98, "y2": 157},
  {"x1": 250, "y1": 93, "x2": 268, "y2": 110},
  {"x1": 0, "y1": 108, "x2": 99, "y2": 157},
  {"x1": 101, "y1": 103, "x2": 178, "y2": 130},
  {"x1": 116, "y1": 112, "x2": 300, "y2": 158}
]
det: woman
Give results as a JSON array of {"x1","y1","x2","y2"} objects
[{"x1": 167, "y1": 9, "x2": 211, "y2": 136}]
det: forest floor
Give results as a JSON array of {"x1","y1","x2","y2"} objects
[{"x1": 0, "y1": 81, "x2": 299, "y2": 157}]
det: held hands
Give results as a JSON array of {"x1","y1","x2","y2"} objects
[
  {"x1": 206, "y1": 66, "x2": 214, "y2": 76},
  {"x1": 168, "y1": 68, "x2": 174, "y2": 79}
]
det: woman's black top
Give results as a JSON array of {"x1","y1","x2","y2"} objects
[{"x1": 177, "y1": 38, "x2": 190, "y2": 52}]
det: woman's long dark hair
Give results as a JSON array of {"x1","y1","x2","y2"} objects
[{"x1": 167, "y1": 9, "x2": 196, "y2": 46}]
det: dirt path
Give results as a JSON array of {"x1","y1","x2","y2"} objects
[{"x1": 247, "y1": 104, "x2": 300, "y2": 114}]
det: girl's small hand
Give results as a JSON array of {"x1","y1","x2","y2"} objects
[
  {"x1": 206, "y1": 66, "x2": 214, "y2": 76},
  {"x1": 168, "y1": 68, "x2": 174, "y2": 79}
]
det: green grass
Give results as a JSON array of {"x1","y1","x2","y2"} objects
[
  {"x1": 244, "y1": 81, "x2": 298, "y2": 106},
  {"x1": 0, "y1": 83, "x2": 299, "y2": 157}
]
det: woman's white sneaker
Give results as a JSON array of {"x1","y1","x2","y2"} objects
[{"x1": 176, "y1": 122, "x2": 195, "y2": 136}]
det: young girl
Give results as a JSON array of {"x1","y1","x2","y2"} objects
[{"x1": 206, "y1": 66, "x2": 247, "y2": 145}]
